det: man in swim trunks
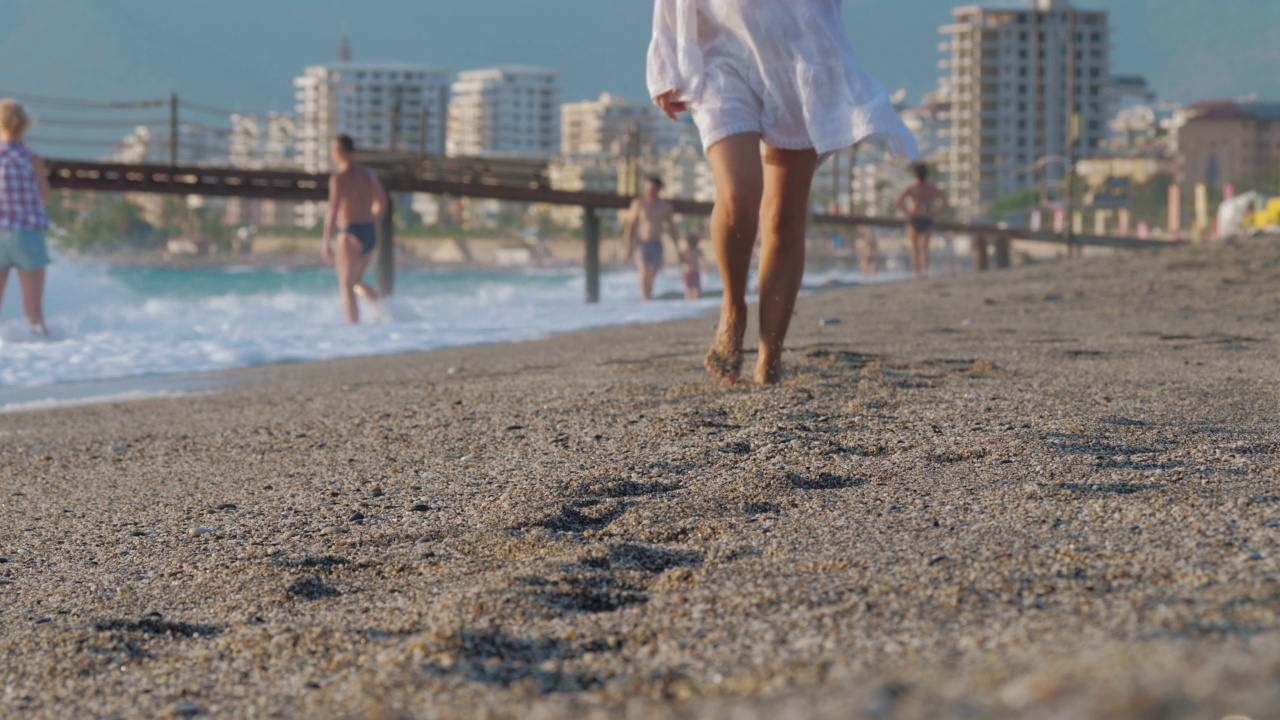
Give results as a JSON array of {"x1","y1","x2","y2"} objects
[
  {"x1": 895, "y1": 163, "x2": 949, "y2": 281},
  {"x1": 322, "y1": 134, "x2": 388, "y2": 324},
  {"x1": 623, "y1": 177, "x2": 679, "y2": 301}
]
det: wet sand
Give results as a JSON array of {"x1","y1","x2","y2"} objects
[{"x1": 1, "y1": 238, "x2": 1278, "y2": 719}]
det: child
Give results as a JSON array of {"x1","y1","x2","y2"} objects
[
  {"x1": 680, "y1": 232, "x2": 706, "y2": 300},
  {"x1": 0, "y1": 99, "x2": 52, "y2": 335},
  {"x1": 648, "y1": 0, "x2": 918, "y2": 383}
]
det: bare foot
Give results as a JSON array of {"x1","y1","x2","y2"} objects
[
  {"x1": 705, "y1": 345, "x2": 742, "y2": 383},
  {"x1": 354, "y1": 282, "x2": 379, "y2": 304},
  {"x1": 754, "y1": 348, "x2": 783, "y2": 385},
  {"x1": 354, "y1": 283, "x2": 389, "y2": 323},
  {"x1": 704, "y1": 311, "x2": 745, "y2": 383}
]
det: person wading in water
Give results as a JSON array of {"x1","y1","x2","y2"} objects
[
  {"x1": 321, "y1": 134, "x2": 388, "y2": 324},
  {"x1": 895, "y1": 162, "x2": 949, "y2": 281}
]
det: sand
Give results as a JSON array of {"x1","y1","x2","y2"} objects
[{"x1": 1, "y1": 237, "x2": 1278, "y2": 719}]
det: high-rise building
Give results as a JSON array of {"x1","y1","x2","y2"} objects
[
  {"x1": 447, "y1": 66, "x2": 561, "y2": 159},
  {"x1": 294, "y1": 47, "x2": 450, "y2": 173},
  {"x1": 942, "y1": 0, "x2": 1110, "y2": 219},
  {"x1": 560, "y1": 93, "x2": 679, "y2": 158}
]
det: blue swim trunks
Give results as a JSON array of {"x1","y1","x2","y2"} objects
[
  {"x1": 0, "y1": 227, "x2": 50, "y2": 271},
  {"x1": 343, "y1": 223, "x2": 378, "y2": 256},
  {"x1": 638, "y1": 240, "x2": 664, "y2": 268}
]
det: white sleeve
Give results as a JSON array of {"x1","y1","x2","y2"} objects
[{"x1": 646, "y1": 0, "x2": 701, "y2": 102}]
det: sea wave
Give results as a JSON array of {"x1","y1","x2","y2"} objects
[
  {"x1": 0, "y1": 259, "x2": 719, "y2": 392},
  {"x1": 0, "y1": 256, "x2": 891, "y2": 401}
]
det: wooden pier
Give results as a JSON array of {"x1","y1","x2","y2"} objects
[{"x1": 45, "y1": 159, "x2": 1177, "y2": 303}]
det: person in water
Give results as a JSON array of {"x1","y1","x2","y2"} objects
[
  {"x1": 623, "y1": 176, "x2": 679, "y2": 302},
  {"x1": 322, "y1": 134, "x2": 388, "y2": 324},
  {"x1": 647, "y1": 0, "x2": 918, "y2": 384},
  {"x1": 895, "y1": 162, "x2": 949, "y2": 281},
  {"x1": 680, "y1": 231, "x2": 708, "y2": 300},
  {"x1": 0, "y1": 99, "x2": 52, "y2": 336},
  {"x1": 856, "y1": 226, "x2": 880, "y2": 281}
]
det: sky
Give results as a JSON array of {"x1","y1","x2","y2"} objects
[{"x1": 1, "y1": 0, "x2": 1277, "y2": 153}]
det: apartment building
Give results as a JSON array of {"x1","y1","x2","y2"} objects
[
  {"x1": 228, "y1": 113, "x2": 298, "y2": 170},
  {"x1": 942, "y1": 0, "x2": 1110, "y2": 219},
  {"x1": 560, "y1": 93, "x2": 679, "y2": 157},
  {"x1": 115, "y1": 124, "x2": 227, "y2": 166},
  {"x1": 1173, "y1": 100, "x2": 1280, "y2": 193},
  {"x1": 294, "y1": 60, "x2": 450, "y2": 173},
  {"x1": 225, "y1": 113, "x2": 301, "y2": 228},
  {"x1": 447, "y1": 66, "x2": 561, "y2": 159}
]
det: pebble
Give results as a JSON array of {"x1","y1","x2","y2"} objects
[
  {"x1": 348, "y1": 511, "x2": 366, "y2": 523},
  {"x1": 188, "y1": 527, "x2": 216, "y2": 537},
  {"x1": 2, "y1": 236, "x2": 1278, "y2": 719},
  {"x1": 319, "y1": 525, "x2": 346, "y2": 536},
  {"x1": 161, "y1": 701, "x2": 201, "y2": 718}
]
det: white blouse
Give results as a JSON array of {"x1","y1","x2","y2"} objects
[{"x1": 646, "y1": 0, "x2": 919, "y2": 157}]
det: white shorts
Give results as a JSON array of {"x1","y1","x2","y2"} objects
[{"x1": 690, "y1": 60, "x2": 817, "y2": 153}]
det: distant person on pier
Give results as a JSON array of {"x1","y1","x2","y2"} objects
[
  {"x1": 648, "y1": 0, "x2": 918, "y2": 383},
  {"x1": 895, "y1": 163, "x2": 949, "y2": 280},
  {"x1": 322, "y1": 134, "x2": 388, "y2": 324},
  {"x1": 0, "y1": 100, "x2": 52, "y2": 336},
  {"x1": 623, "y1": 176, "x2": 678, "y2": 301}
]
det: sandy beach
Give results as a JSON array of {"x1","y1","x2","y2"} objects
[{"x1": 1, "y1": 237, "x2": 1277, "y2": 719}]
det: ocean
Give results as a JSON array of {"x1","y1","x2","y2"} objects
[{"x1": 0, "y1": 258, "x2": 889, "y2": 410}]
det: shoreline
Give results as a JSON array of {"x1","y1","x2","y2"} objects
[
  {"x1": 0, "y1": 262, "x2": 915, "y2": 412},
  {"x1": 1, "y1": 238, "x2": 1276, "y2": 718}
]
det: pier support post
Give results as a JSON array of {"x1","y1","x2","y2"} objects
[
  {"x1": 377, "y1": 195, "x2": 396, "y2": 297},
  {"x1": 973, "y1": 235, "x2": 990, "y2": 272},
  {"x1": 583, "y1": 206, "x2": 601, "y2": 304},
  {"x1": 993, "y1": 235, "x2": 1012, "y2": 269}
]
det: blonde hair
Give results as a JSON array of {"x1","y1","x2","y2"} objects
[{"x1": 0, "y1": 100, "x2": 31, "y2": 137}]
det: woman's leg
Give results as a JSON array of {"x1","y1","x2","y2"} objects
[
  {"x1": 704, "y1": 133, "x2": 764, "y2": 381},
  {"x1": 16, "y1": 268, "x2": 47, "y2": 335},
  {"x1": 756, "y1": 144, "x2": 820, "y2": 385},
  {"x1": 0, "y1": 268, "x2": 9, "y2": 317}
]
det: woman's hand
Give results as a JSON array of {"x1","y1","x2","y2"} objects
[{"x1": 654, "y1": 90, "x2": 688, "y2": 121}]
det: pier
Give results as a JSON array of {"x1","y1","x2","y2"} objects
[{"x1": 46, "y1": 159, "x2": 1176, "y2": 303}]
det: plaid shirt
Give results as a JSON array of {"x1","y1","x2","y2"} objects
[{"x1": 0, "y1": 142, "x2": 49, "y2": 230}]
